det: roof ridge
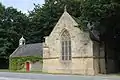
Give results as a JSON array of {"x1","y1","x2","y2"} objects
[{"x1": 23, "y1": 43, "x2": 42, "y2": 46}]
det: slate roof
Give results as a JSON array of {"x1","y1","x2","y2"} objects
[{"x1": 10, "y1": 43, "x2": 43, "y2": 57}]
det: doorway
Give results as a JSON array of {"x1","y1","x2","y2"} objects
[{"x1": 26, "y1": 62, "x2": 30, "y2": 72}]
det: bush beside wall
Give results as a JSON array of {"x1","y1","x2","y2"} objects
[{"x1": 9, "y1": 56, "x2": 42, "y2": 71}]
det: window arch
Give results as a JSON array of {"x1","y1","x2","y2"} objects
[{"x1": 61, "y1": 29, "x2": 71, "y2": 61}]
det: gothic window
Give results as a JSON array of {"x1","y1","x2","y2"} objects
[{"x1": 61, "y1": 30, "x2": 71, "y2": 61}]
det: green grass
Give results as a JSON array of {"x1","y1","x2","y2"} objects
[
  {"x1": 0, "y1": 69, "x2": 80, "y2": 75},
  {"x1": 0, "y1": 69, "x2": 82, "y2": 75},
  {"x1": 0, "y1": 69, "x2": 9, "y2": 72}
]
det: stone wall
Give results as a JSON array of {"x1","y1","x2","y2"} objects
[
  {"x1": 93, "y1": 42, "x2": 106, "y2": 74},
  {"x1": 31, "y1": 62, "x2": 42, "y2": 71},
  {"x1": 43, "y1": 57, "x2": 95, "y2": 75},
  {"x1": 43, "y1": 11, "x2": 96, "y2": 75}
]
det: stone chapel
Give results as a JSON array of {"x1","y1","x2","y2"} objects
[
  {"x1": 42, "y1": 8, "x2": 106, "y2": 75},
  {"x1": 10, "y1": 7, "x2": 118, "y2": 75}
]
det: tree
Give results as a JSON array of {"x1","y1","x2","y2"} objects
[
  {"x1": 0, "y1": 3, "x2": 30, "y2": 67},
  {"x1": 28, "y1": 0, "x2": 83, "y2": 43}
]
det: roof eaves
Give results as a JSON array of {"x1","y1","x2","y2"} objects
[{"x1": 10, "y1": 47, "x2": 21, "y2": 57}]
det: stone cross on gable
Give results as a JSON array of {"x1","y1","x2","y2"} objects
[{"x1": 64, "y1": 5, "x2": 67, "y2": 12}]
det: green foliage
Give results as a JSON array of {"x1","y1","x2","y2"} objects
[
  {"x1": 0, "y1": 3, "x2": 30, "y2": 60},
  {"x1": 78, "y1": 0, "x2": 120, "y2": 33},
  {"x1": 9, "y1": 56, "x2": 42, "y2": 71}
]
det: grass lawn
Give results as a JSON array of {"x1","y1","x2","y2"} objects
[
  {"x1": 0, "y1": 69, "x2": 9, "y2": 72},
  {"x1": 0, "y1": 69, "x2": 43, "y2": 73},
  {"x1": 0, "y1": 70, "x2": 78, "y2": 75}
]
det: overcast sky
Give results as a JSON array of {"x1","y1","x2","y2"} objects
[{"x1": 0, "y1": 0, "x2": 45, "y2": 13}]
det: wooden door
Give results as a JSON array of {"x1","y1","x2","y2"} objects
[{"x1": 26, "y1": 62, "x2": 30, "y2": 72}]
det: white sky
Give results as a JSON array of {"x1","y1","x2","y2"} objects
[{"x1": 0, "y1": 0, "x2": 45, "y2": 13}]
